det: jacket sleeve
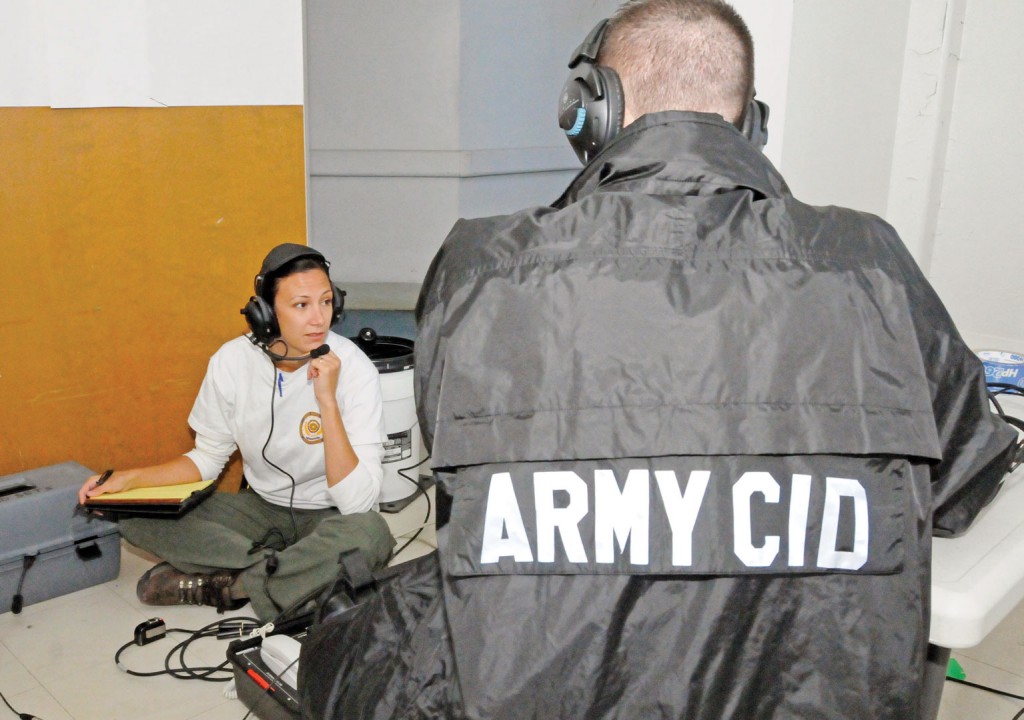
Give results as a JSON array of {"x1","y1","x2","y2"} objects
[
  {"x1": 891, "y1": 238, "x2": 1019, "y2": 536},
  {"x1": 927, "y1": 343, "x2": 1017, "y2": 537}
]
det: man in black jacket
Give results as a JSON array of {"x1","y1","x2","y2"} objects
[
  {"x1": 314, "y1": 2, "x2": 1019, "y2": 718},
  {"x1": 416, "y1": 2, "x2": 1017, "y2": 718}
]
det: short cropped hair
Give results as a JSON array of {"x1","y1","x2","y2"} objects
[{"x1": 599, "y1": 0, "x2": 754, "y2": 126}]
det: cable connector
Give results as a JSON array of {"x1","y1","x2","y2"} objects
[
  {"x1": 248, "y1": 622, "x2": 275, "y2": 639},
  {"x1": 265, "y1": 553, "x2": 279, "y2": 575},
  {"x1": 133, "y1": 617, "x2": 166, "y2": 646},
  {"x1": 216, "y1": 619, "x2": 261, "y2": 639}
]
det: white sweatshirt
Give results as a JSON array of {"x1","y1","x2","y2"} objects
[{"x1": 185, "y1": 332, "x2": 386, "y2": 513}]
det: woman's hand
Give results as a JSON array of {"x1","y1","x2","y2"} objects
[
  {"x1": 308, "y1": 350, "x2": 341, "y2": 407},
  {"x1": 76, "y1": 457, "x2": 201, "y2": 506},
  {"x1": 77, "y1": 470, "x2": 132, "y2": 505}
]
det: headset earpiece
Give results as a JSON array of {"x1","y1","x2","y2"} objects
[
  {"x1": 559, "y1": 19, "x2": 625, "y2": 165},
  {"x1": 242, "y1": 285, "x2": 344, "y2": 344},
  {"x1": 242, "y1": 295, "x2": 279, "y2": 344},
  {"x1": 740, "y1": 97, "x2": 770, "y2": 151},
  {"x1": 331, "y1": 286, "x2": 346, "y2": 326}
]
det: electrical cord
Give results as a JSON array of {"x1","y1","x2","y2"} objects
[
  {"x1": 988, "y1": 390, "x2": 1024, "y2": 472},
  {"x1": 0, "y1": 685, "x2": 41, "y2": 720},
  {"x1": 947, "y1": 676, "x2": 1024, "y2": 701},
  {"x1": 262, "y1": 363, "x2": 300, "y2": 545},
  {"x1": 253, "y1": 360, "x2": 307, "y2": 615},
  {"x1": 114, "y1": 616, "x2": 260, "y2": 682},
  {"x1": 391, "y1": 452, "x2": 433, "y2": 559},
  {"x1": 989, "y1": 383, "x2": 1024, "y2": 398},
  {"x1": 945, "y1": 675, "x2": 1024, "y2": 719}
]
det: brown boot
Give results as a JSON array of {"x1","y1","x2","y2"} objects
[{"x1": 136, "y1": 562, "x2": 247, "y2": 613}]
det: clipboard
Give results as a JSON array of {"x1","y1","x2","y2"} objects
[{"x1": 84, "y1": 479, "x2": 217, "y2": 518}]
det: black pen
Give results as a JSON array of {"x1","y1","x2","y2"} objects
[{"x1": 94, "y1": 469, "x2": 114, "y2": 487}]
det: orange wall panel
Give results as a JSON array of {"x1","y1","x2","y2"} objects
[{"x1": 0, "y1": 106, "x2": 307, "y2": 482}]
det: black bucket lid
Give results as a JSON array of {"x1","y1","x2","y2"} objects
[{"x1": 350, "y1": 327, "x2": 414, "y2": 373}]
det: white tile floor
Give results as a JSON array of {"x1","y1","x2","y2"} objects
[
  {"x1": 3, "y1": 485, "x2": 1024, "y2": 720},
  {"x1": 0, "y1": 488, "x2": 438, "y2": 720}
]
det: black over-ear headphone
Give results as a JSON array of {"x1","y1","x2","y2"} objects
[
  {"x1": 240, "y1": 243, "x2": 345, "y2": 346},
  {"x1": 740, "y1": 96, "x2": 770, "y2": 152},
  {"x1": 558, "y1": 18, "x2": 771, "y2": 164},
  {"x1": 558, "y1": 19, "x2": 624, "y2": 166}
]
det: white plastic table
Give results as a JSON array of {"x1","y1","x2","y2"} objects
[
  {"x1": 931, "y1": 462, "x2": 1024, "y2": 649},
  {"x1": 924, "y1": 394, "x2": 1024, "y2": 718}
]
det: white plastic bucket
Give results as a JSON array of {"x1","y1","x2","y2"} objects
[
  {"x1": 352, "y1": 329, "x2": 424, "y2": 504},
  {"x1": 378, "y1": 368, "x2": 425, "y2": 503}
]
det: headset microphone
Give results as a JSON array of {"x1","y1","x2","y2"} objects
[{"x1": 250, "y1": 338, "x2": 331, "y2": 363}]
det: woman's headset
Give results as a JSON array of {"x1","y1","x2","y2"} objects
[
  {"x1": 240, "y1": 243, "x2": 346, "y2": 346},
  {"x1": 558, "y1": 18, "x2": 770, "y2": 164}
]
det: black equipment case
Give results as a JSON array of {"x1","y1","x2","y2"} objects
[
  {"x1": 0, "y1": 461, "x2": 120, "y2": 614},
  {"x1": 228, "y1": 635, "x2": 302, "y2": 720}
]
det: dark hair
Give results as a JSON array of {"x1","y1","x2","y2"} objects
[
  {"x1": 599, "y1": 0, "x2": 754, "y2": 125},
  {"x1": 260, "y1": 257, "x2": 331, "y2": 307}
]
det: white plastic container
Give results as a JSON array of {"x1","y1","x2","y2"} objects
[
  {"x1": 378, "y1": 367, "x2": 426, "y2": 502},
  {"x1": 352, "y1": 328, "x2": 425, "y2": 505}
]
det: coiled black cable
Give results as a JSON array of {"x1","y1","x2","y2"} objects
[{"x1": 113, "y1": 616, "x2": 260, "y2": 681}]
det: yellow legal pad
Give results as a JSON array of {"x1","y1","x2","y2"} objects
[{"x1": 84, "y1": 480, "x2": 216, "y2": 517}]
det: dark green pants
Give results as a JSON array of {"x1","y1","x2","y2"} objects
[{"x1": 119, "y1": 489, "x2": 394, "y2": 621}]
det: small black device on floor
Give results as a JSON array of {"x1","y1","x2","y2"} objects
[{"x1": 228, "y1": 633, "x2": 304, "y2": 720}]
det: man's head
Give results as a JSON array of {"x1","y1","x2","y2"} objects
[{"x1": 600, "y1": 0, "x2": 755, "y2": 127}]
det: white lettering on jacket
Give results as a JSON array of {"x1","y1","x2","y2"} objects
[
  {"x1": 480, "y1": 473, "x2": 534, "y2": 563},
  {"x1": 479, "y1": 469, "x2": 870, "y2": 570}
]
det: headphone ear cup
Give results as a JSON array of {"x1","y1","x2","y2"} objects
[
  {"x1": 560, "y1": 18, "x2": 624, "y2": 165},
  {"x1": 242, "y1": 296, "x2": 278, "y2": 344},
  {"x1": 331, "y1": 286, "x2": 346, "y2": 327},
  {"x1": 741, "y1": 98, "x2": 769, "y2": 150},
  {"x1": 559, "y1": 64, "x2": 625, "y2": 164},
  {"x1": 600, "y1": 66, "x2": 625, "y2": 144}
]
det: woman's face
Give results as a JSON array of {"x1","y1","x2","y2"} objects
[{"x1": 273, "y1": 268, "x2": 334, "y2": 354}]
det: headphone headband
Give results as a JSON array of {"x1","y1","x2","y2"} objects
[
  {"x1": 568, "y1": 18, "x2": 608, "y2": 69},
  {"x1": 254, "y1": 243, "x2": 331, "y2": 299}
]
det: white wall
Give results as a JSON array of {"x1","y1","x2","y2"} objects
[
  {"x1": 926, "y1": 1, "x2": 1024, "y2": 351},
  {"x1": 779, "y1": 0, "x2": 1021, "y2": 352},
  {"x1": 304, "y1": 0, "x2": 794, "y2": 286},
  {"x1": 730, "y1": 0, "x2": 793, "y2": 168},
  {"x1": 781, "y1": 0, "x2": 912, "y2": 217},
  {"x1": 0, "y1": 0, "x2": 302, "y2": 107},
  {"x1": 303, "y1": 0, "x2": 627, "y2": 286},
  {"x1": 2, "y1": 0, "x2": 1019, "y2": 350}
]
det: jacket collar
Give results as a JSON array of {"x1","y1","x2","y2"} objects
[{"x1": 555, "y1": 110, "x2": 790, "y2": 208}]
